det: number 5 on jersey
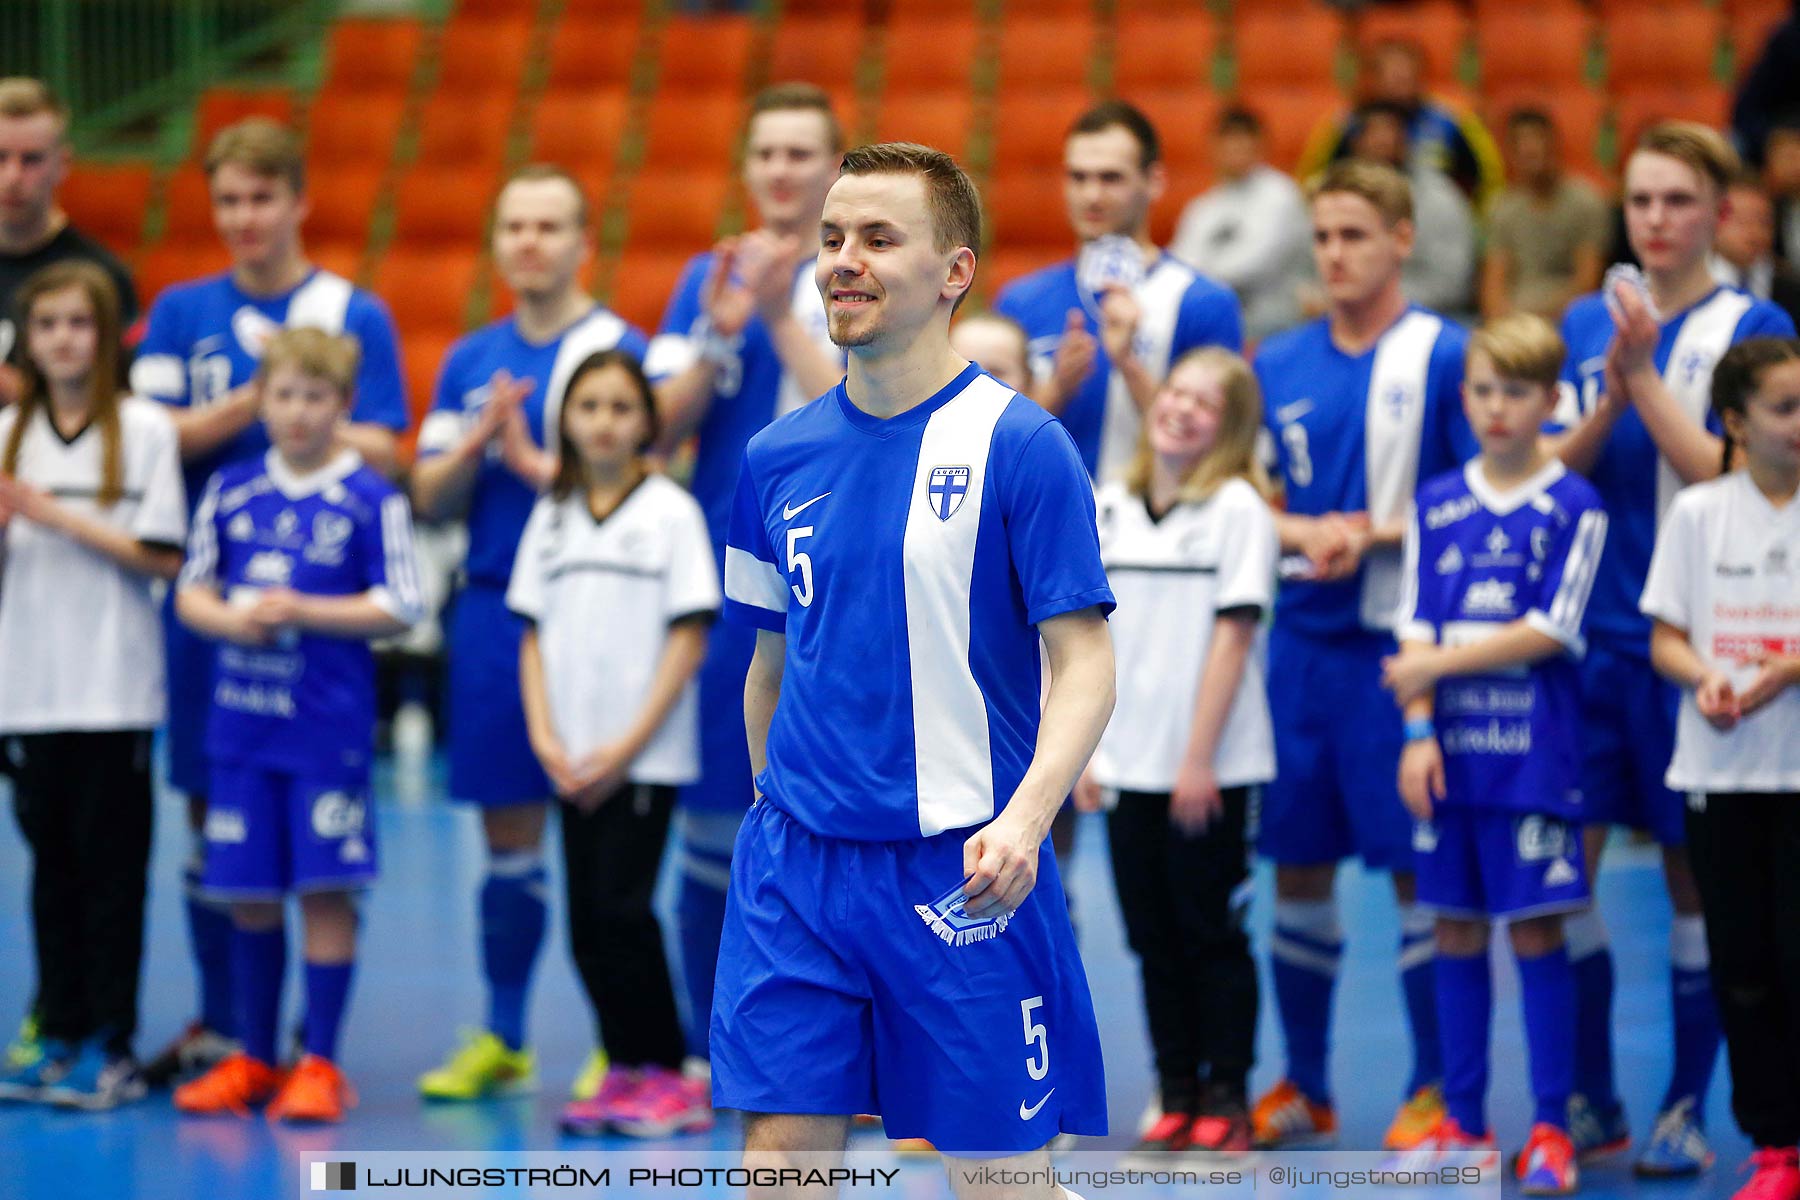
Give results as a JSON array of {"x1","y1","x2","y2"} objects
[{"x1": 787, "y1": 527, "x2": 814, "y2": 607}]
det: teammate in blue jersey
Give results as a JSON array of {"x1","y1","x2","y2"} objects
[
  {"x1": 645, "y1": 83, "x2": 844, "y2": 1067},
  {"x1": 715, "y1": 143, "x2": 1115, "y2": 1181},
  {"x1": 411, "y1": 165, "x2": 650, "y2": 1101},
  {"x1": 1252, "y1": 160, "x2": 1478, "y2": 1151},
  {"x1": 170, "y1": 328, "x2": 423, "y2": 1123},
  {"x1": 1382, "y1": 315, "x2": 1608, "y2": 1195},
  {"x1": 128, "y1": 118, "x2": 408, "y2": 1087},
  {"x1": 994, "y1": 100, "x2": 1242, "y2": 481},
  {"x1": 1552, "y1": 122, "x2": 1796, "y2": 1174}
]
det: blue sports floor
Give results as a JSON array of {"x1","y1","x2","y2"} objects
[{"x1": 0, "y1": 757, "x2": 1753, "y2": 1199}]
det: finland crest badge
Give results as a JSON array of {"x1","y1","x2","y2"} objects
[
  {"x1": 915, "y1": 879, "x2": 1011, "y2": 948},
  {"x1": 927, "y1": 465, "x2": 971, "y2": 521}
]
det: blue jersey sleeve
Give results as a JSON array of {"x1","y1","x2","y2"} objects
[
  {"x1": 131, "y1": 289, "x2": 192, "y2": 409},
  {"x1": 345, "y1": 293, "x2": 409, "y2": 431},
  {"x1": 658, "y1": 254, "x2": 708, "y2": 337},
  {"x1": 1527, "y1": 496, "x2": 1608, "y2": 655},
  {"x1": 1173, "y1": 279, "x2": 1244, "y2": 355},
  {"x1": 1394, "y1": 502, "x2": 1438, "y2": 644},
  {"x1": 356, "y1": 486, "x2": 427, "y2": 626},
  {"x1": 1427, "y1": 324, "x2": 1478, "y2": 469},
  {"x1": 1001, "y1": 421, "x2": 1116, "y2": 624},
  {"x1": 721, "y1": 454, "x2": 787, "y2": 632},
  {"x1": 416, "y1": 338, "x2": 476, "y2": 459},
  {"x1": 177, "y1": 473, "x2": 225, "y2": 589},
  {"x1": 1743, "y1": 301, "x2": 1798, "y2": 339}
]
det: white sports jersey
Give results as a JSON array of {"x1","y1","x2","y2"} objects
[
  {"x1": 507, "y1": 474, "x2": 722, "y2": 786},
  {"x1": 1090, "y1": 478, "x2": 1277, "y2": 792},
  {"x1": 0, "y1": 397, "x2": 187, "y2": 733},
  {"x1": 1640, "y1": 471, "x2": 1800, "y2": 792}
]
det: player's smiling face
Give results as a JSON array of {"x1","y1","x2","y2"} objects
[
  {"x1": 1311, "y1": 191, "x2": 1411, "y2": 311},
  {"x1": 210, "y1": 163, "x2": 307, "y2": 271},
  {"x1": 744, "y1": 109, "x2": 839, "y2": 235},
  {"x1": 1148, "y1": 356, "x2": 1224, "y2": 464},
  {"x1": 1063, "y1": 126, "x2": 1161, "y2": 242},
  {"x1": 1623, "y1": 150, "x2": 1719, "y2": 277},
  {"x1": 563, "y1": 362, "x2": 652, "y2": 470},
  {"x1": 493, "y1": 177, "x2": 590, "y2": 300},
  {"x1": 23, "y1": 284, "x2": 97, "y2": 391},
  {"x1": 1462, "y1": 350, "x2": 1555, "y2": 466},
  {"x1": 262, "y1": 363, "x2": 346, "y2": 472},
  {"x1": 816, "y1": 172, "x2": 970, "y2": 350}
]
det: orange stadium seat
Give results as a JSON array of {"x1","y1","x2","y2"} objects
[
  {"x1": 306, "y1": 90, "x2": 407, "y2": 169},
  {"x1": 436, "y1": 15, "x2": 533, "y2": 95},
  {"x1": 544, "y1": 17, "x2": 641, "y2": 92},
  {"x1": 414, "y1": 94, "x2": 514, "y2": 174},
  {"x1": 400, "y1": 330, "x2": 459, "y2": 427},
  {"x1": 1476, "y1": 10, "x2": 1593, "y2": 90},
  {"x1": 302, "y1": 165, "x2": 384, "y2": 253},
  {"x1": 874, "y1": 94, "x2": 976, "y2": 159},
  {"x1": 1470, "y1": 0, "x2": 1586, "y2": 16},
  {"x1": 979, "y1": 244, "x2": 1066, "y2": 298},
  {"x1": 159, "y1": 167, "x2": 217, "y2": 244},
  {"x1": 374, "y1": 246, "x2": 482, "y2": 337},
  {"x1": 1614, "y1": 85, "x2": 1732, "y2": 148},
  {"x1": 609, "y1": 247, "x2": 693, "y2": 331},
  {"x1": 1354, "y1": 2, "x2": 1469, "y2": 91},
  {"x1": 1730, "y1": 0, "x2": 1791, "y2": 64},
  {"x1": 642, "y1": 92, "x2": 745, "y2": 167},
  {"x1": 882, "y1": 16, "x2": 980, "y2": 92},
  {"x1": 1112, "y1": 11, "x2": 1221, "y2": 92},
  {"x1": 135, "y1": 240, "x2": 231, "y2": 306},
  {"x1": 528, "y1": 89, "x2": 630, "y2": 177},
  {"x1": 658, "y1": 15, "x2": 756, "y2": 94},
  {"x1": 997, "y1": 15, "x2": 1100, "y2": 92},
  {"x1": 59, "y1": 163, "x2": 153, "y2": 252},
  {"x1": 194, "y1": 89, "x2": 295, "y2": 155},
  {"x1": 1132, "y1": 89, "x2": 1223, "y2": 177},
  {"x1": 984, "y1": 169, "x2": 1070, "y2": 247},
  {"x1": 1247, "y1": 87, "x2": 1345, "y2": 175},
  {"x1": 990, "y1": 88, "x2": 1091, "y2": 173},
  {"x1": 323, "y1": 19, "x2": 423, "y2": 93},
  {"x1": 392, "y1": 166, "x2": 497, "y2": 247},
  {"x1": 1484, "y1": 87, "x2": 1608, "y2": 182},
  {"x1": 308, "y1": 239, "x2": 363, "y2": 283},
  {"x1": 769, "y1": 12, "x2": 866, "y2": 90},
  {"x1": 1605, "y1": 7, "x2": 1721, "y2": 90},
  {"x1": 560, "y1": 0, "x2": 649, "y2": 15},
  {"x1": 622, "y1": 168, "x2": 732, "y2": 247},
  {"x1": 1233, "y1": 10, "x2": 1345, "y2": 91}
]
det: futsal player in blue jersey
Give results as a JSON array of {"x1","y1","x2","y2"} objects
[
  {"x1": 411, "y1": 165, "x2": 650, "y2": 1102},
  {"x1": 715, "y1": 143, "x2": 1114, "y2": 1185},
  {"x1": 993, "y1": 101, "x2": 1241, "y2": 481},
  {"x1": 128, "y1": 118, "x2": 408, "y2": 1086},
  {"x1": 1252, "y1": 160, "x2": 1478, "y2": 1151},
  {"x1": 171, "y1": 328, "x2": 423, "y2": 1123},
  {"x1": 1551, "y1": 121, "x2": 1796, "y2": 1174},
  {"x1": 646, "y1": 83, "x2": 844, "y2": 1068},
  {"x1": 1382, "y1": 314, "x2": 1608, "y2": 1195}
]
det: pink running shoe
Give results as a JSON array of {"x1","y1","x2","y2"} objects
[
  {"x1": 609, "y1": 1065, "x2": 714, "y2": 1139},
  {"x1": 559, "y1": 1067, "x2": 640, "y2": 1137}
]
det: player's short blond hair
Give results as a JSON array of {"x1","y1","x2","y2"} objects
[
  {"x1": 748, "y1": 82, "x2": 843, "y2": 154},
  {"x1": 206, "y1": 117, "x2": 305, "y2": 194},
  {"x1": 498, "y1": 163, "x2": 590, "y2": 230},
  {"x1": 1469, "y1": 314, "x2": 1566, "y2": 390},
  {"x1": 1308, "y1": 159, "x2": 1413, "y2": 227},
  {"x1": 258, "y1": 327, "x2": 360, "y2": 398},
  {"x1": 0, "y1": 77, "x2": 68, "y2": 135},
  {"x1": 1633, "y1": 121, "x2": 1740, "y2": 196}
]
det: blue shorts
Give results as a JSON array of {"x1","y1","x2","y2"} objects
[
  {"x1": 203, "y1": 763, "x2": 378, "y2": 898},
  {"x1": 711, "y1": 800, "x2": 1108, "y2": 1155},
  {"x1": 1579, "y1": 642, "x2": 1685, "y2": 845},
  {"x1": 677, "y1": 619, "x2": 756, "y2": 816},
  {"x1": 1414, "y1": 807, "x2": 1589, "y2": 920},
  {"x1": 1259, "y1": 627, "x2": 1412, "y2": 870},
  {"x1": 445, "y1": 583, "x2": 549, "y2": 807},
  {"x1": 162, "y1": 599, "x2": 214, "y2": 798}
]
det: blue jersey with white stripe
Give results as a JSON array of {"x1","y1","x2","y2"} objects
[
  {"x1": 181, "y1": 451, "x2": 424, "y2": 785},
  {"x1": 723, "y1": 364, "x2": 1115, "y2": 841},
  {"x1": 993, "y1": 253, "x2": 1242, "y2": 478},
  {"x1": 417, "y1": 309, "x2": 650, "y2": 586},
  {"x1": 1557, "y1": 286, "x2": 1793, "y2": 657},
  {"x1": 131, "y1": 269, "x2": 408, "y2": 505},
  {"x1": 1397, "y1": 461, "x2": 1607, "y2": 817},
  {"x1": 1257, "y1": 308, "x2": 1478, "y2": 637}
]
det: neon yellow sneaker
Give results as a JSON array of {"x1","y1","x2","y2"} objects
[
  {"x1": 1384, "y1": 1084, "x2": 1449, "y2": 1150},
  {"x1": 418, "y1": 1030, "x2": 536, "y2": 1101},
  {"x1": 570, "y1": 1049, "x2": 608, "y2": 1102},
  {"x1": 4, "y1": 1013, "x2": 43, "y2": 1073}
]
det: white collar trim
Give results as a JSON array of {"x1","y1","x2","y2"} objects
[
  {"x1": 1462, "y1": 457, "x2": 1565, "y2": 515},
  {"x1": 264, "y1": 447, "x2": 361, "y2": 499}
]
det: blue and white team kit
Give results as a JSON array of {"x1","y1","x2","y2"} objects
[
  {"x1": 1557, "y1": 286, "x2": 1794, "y2": 843},
  {"x1": 994, "y1": 252, "x2": 1242, "y2": 479},
  {"x1": 1397, "y1": 460, "x2": 1608, "y2": 918},
  {"x1": 1255, "y1": 307, "x2": 1478, "y2": 868},
  {"x1": 714, "y1": 364, "x2": 1112, "y2": 1152},
  {"x1": 181, "y1": 450, "x2": 424, "y2": 898},
  {"x1": 416, "y1": 308, "x2": 650, "y2": 806},
  {"x1": 130, "y1": 269, "x2": 410, "y2": 796}
]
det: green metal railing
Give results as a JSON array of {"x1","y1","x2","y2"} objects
[{"x1": 0, "y1": 0, "x2": 331, "y2": 149}]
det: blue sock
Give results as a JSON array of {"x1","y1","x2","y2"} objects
[
  {"x1": 1565, "y1": 909, "x2": 1619, "y2": 1111},
  {"x1": 481, "y1": 851, "x2": 547, "y2": 1051},
  {"x1": 1399, "y1": 904, "x2": 1442, "y2": 1094},
  {"x1": 184, "y1": 860, "x2": 236, "y2": 1036},
  {"x1": 675, "y1": 853, "x2": 731, "y2": 1060},
  {"x1": 302, "y1": 962, "x2": 354, "y2": 1062},
  {"x1": 232, "y1": 925, "x2": 286, "y2": 1066},
  {"x1": 1664, "y1": 914, "x2": 1720, "y2": 1118},
  {"x1": 1517, "y1": 947, "x2": 1576, "y2": 1130},
  {"x1": 1435, "y1": 950, "x2": 1491, "y2": 1137},
  {"x1": 1272, "y1": 898, "x2": 1342, "y2": 1105}
]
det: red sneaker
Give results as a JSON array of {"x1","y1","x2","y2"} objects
[
  {"x1": 1734, "y1": 1147, "x2": 1800, "y2": 1200},
  {"x1": 173, "y1": 1052, "x2": 284, "y2": 1117},
  {"x1": 265, "y1": 1055, "x2": 357, "y2": 1124}
]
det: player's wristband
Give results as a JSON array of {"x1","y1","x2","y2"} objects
[{"x1": 1403, "y1": 716, "x2": 1437, "y2": 743}]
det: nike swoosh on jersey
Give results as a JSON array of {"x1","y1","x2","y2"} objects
[
  {"x1": 1019, "y1": 1088, "x2": 1055, "y2": 1120},
  {"x1": 1275, "y1": 399, "x2": 1315, "y2": 424},
  {"x1": 783, "y1": 492, "x2": 831, "y2": 520}
]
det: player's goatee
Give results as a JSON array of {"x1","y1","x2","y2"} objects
[{"x1": 827, "y1": 313, "x2": 878, "y2": 348}]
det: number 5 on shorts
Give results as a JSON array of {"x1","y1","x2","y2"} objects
[{"x1": 1022, "y1": 996, "x2": 1049, "y2": 1081}]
